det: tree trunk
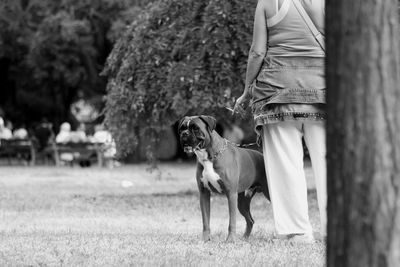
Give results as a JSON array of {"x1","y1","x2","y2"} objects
[{"x1": 326, "y1": 0, "x2": 400, "y2": 266}]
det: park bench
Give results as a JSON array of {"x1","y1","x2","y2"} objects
[
  {"x1": 54, "y1": 142, "x2": 104, "y2": 167},
  {"x1": 0, "y1": 138, "x2": 35, "y2": 165},
  {"x1": 0, "y1": 139, "x2": 107, "y2": 167}
]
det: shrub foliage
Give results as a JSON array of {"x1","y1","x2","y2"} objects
[{"x1": 103, "y1": 0, "x2": 256, "y2": 156}]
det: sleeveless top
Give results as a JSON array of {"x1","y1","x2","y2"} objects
[
  {"x1": 267, "y1": 0, "x2": 325, "y2": 57},
  {"x1": 251, "y1": 0, "x2": 326, "y2": 138}
]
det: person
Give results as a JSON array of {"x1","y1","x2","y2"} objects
[
  {"x1": 70, "y1": 123, "x2": 87, "y2": 143},
  {"x1": 234, "y1": 0, "x2": 326, "y2": 243},
  {"x1": 13, "y1": 127, "x2": 28, "y2": 139},
  {"x1": 56, "y1": 122, "x2": 72, "y2": 143},
  {"x1": 92, "y1": 124, "x2": 117, "y2": 168},
  {"x1": 33, "y1": 119, "x2": 55, "y2": 152},
  {"x1": 0, "y1": 117, "x2": 13, "y2": 140}
]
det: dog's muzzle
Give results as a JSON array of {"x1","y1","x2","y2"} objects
[{"x1": 180, "y1": 130, "x2": 204, "y2": 154}]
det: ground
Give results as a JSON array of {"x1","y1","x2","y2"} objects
[{"x1": 0, "y1": 162, "x2": 325, "y2": 266}]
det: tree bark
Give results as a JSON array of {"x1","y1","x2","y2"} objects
[{"x1": 326, "y1": 0, "x2": 400, "y2": 266}]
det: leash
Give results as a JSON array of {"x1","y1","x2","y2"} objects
[
  {"x1": 226, "y1": 139, "x2": 258, "y2": 148},
  {"x1": 210, "y1": 139, "x2": 258, "y2": 161},
  {"x1": 224, "y1": 106, "x2": 258, "y2": 148},
  {"x1": 238, "y1": 142, "x2": 258, "y2": 148}
]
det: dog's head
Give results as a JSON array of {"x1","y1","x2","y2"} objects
[{"x1": 178, "y1": 115, "x2": 216, "y2": 154}]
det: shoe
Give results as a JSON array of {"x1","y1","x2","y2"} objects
[
  {"x1": 314, "y1": 231, "x2": 327, "y2": 243},
  {"x1": 287, "y1": 233, "x2": 315, "y2": 244},
  {"x1": 272, "y1": 233, "x2": 290, "y2": 241}
]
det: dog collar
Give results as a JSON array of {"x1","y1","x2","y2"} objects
[{"x1": 210, "y1": 139, "x2": 228, "y2": 161}]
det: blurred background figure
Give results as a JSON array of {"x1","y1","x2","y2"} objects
[
  {"x1": 0, "y1": 117, "x2": 13, "y2": 140},
  {"x1": 92, "y1": 124, "x2": 117, "y2": 168},
  {"x1": 55, "y1": 122, "x2": 74, "y2": 163},
  {"x1": 30, "y1": 119, "x2": 57, "y2": 165},
  {"x1": 56, "y1": 122, "x2": 91, "y2": 143},
  {"x1": 56, "y1": 122, "x2": 72, "y2": 143},
  {"x1": 69, "y1": 123, "x2": 88, "y2": 143},
  {"x1": 92, "y1": 124, "x2": 111, "y2": 143},
  {"x1": 13, "y1": 126, "x2": 28, "y2": 139},
  {"x1": 33, "y1": 119, "x2": 55, "y2": 152}
]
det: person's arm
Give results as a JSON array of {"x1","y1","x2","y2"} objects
[
  {"x1": 234, "y1": 0, "x2": 268, "y2": 113},
  {"x1": 245, "y1": 1, "x2": 268, "y2": 95}
]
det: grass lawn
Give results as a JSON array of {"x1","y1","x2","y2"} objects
[{"x1": 0, "y1": 162, "x2": 326, "y2": 266}]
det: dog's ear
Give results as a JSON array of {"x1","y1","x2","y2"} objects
[{"x1": 199, "y1": 115, "x2": 216, "y2": 132}]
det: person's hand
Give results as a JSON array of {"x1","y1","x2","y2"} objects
[{"x1": 233, "y1": 92, "x2": 251, "y2": 116}]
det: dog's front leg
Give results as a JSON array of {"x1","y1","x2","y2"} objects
[
  {"x1": 226, "y1": 191, "x2": 237, "y2": 242},
  {"x1": 199, "y1": 188, "x2": 211, "y2": 242}
]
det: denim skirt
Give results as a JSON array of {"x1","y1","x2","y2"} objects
[{"x1": 251, "y1": 55, "x2": 326, "y2": 136}]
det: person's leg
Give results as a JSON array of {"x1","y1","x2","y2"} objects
[
  {"x1": 262, "y1": 122, "x2": 313, "y2": 236},
  {"x1": 303, "y1": 121, "x2": 327, "y2": 237}
]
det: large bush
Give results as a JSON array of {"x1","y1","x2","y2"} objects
[{"x1": 103, "y1": 0, "x2": 256, "y2": 156}]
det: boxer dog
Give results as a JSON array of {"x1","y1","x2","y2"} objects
[{"x1": 178, "y1": 115, "x2": 270, "y2": 242}]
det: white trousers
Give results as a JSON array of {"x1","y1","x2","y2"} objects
[{"x1": 262, "y1": 121, "x2": 327, "y2": 235}]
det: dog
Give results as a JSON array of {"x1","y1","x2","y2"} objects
[{"x1": 178, "y1": 115, "x2": 270, "y2": 242}]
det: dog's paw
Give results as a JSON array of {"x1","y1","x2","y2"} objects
[
  {"x1": 242, "y1": 233, "x2": 251, "y2": 240},
  {"x1": 203, "y1": 236, "x2": 211, "y2": 242},
  {"x1": 202, "y1": 231, "x2": 211, "y2": 242},
  {"x1": 225, "y1": 233, "x2": 237, "y2": 243}
]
